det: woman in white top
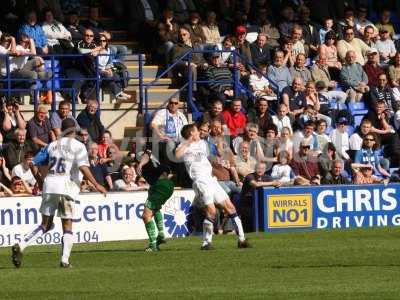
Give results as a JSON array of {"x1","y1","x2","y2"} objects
[
  {"x1": 271, "y1": 150, "x2": 294, "y2": 184},
  {"x1": 275, "y1": 127, "x2": 294, "y2": 161},
  {"x1": 97, "y1": 34, "x2": 131, "y2": 101}
]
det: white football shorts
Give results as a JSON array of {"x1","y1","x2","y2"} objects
[
  {"x1": 192, "y1": 177, "x2": 229, "y2": 207},
  {"x1": 40, "y1": 193, "x2": 75, "y2": 219}
]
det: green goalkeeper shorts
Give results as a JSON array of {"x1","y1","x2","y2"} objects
[{"x1": 145, "y1": 178, "x2": 175, "y2": 210}]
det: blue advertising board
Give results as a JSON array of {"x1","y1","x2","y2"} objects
[{"x1": 257, "y1": 184, "x2": 400, "y2": 232}]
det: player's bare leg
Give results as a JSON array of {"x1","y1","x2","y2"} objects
[
  {"x1": 60, "y1": 218, "x2": 73, "y2": 268},
  {"x1": 201, "y1": 204, "x2": 217, "y2": 250},
  {"x1": 142, "y1": 207, "x2": 158, "y2": 251},
  {"x1": 221, "y1": 198, "x2": 250, "y2": 248},
  {"x1": 11, "y1": 215, "x2": 54, "y2": 268}
]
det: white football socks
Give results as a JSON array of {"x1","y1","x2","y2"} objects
[
  {"x1": 229, "y1": 213, "x2": 245, "y2": 242},
  {"x1": 19, "y1": 225, "x2": 45, "y2": 252},
  {"x1": 61, "y1": 231, "x2": 74, "y2": 264},
  {"x1": 202, "y1": 218, "x2": 214, "y2": 246}
]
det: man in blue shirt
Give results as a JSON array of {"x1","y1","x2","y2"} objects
[{"x1": 19, "y1": 10, "x2": 48, "y2": 55}]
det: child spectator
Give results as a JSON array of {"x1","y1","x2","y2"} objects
[
  {"x1": 271, "y1": 150, "x2": 293, "y2": 185},
  {"x1": 276, "y1": 127, "x2": 294, "y2": 160},
  {"x1": 319, "y1": 18, "x2": 334, "y2": 44},
  {"x1": 249, "y1": 64, "x2": 277, "y2": 101},
  {"x1": 329, "y1": 117, "x2": 350, "y2": 161},
  {"x1": 315, "y1": 119, "x2": 331, "y2": 153},
  {"x1": 272, "y1": 103, "x2": 292, "y2": 136}
]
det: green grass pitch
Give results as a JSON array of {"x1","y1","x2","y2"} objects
[{"x1": 1, "y1": 227, "x2": 400, "y2": 300}]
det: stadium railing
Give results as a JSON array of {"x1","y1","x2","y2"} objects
[{"x1": 0, "y1": 53, "x2": 145, "y2": 117}]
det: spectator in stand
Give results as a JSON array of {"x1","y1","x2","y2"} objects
[
  {"x1": 337, "y1": 26, "x2": 370, "y2": 65},
  {"x1": 329, "y1": 117, "x2": 351, "y2": 161},
  {"x1": 296, "y1": 5, "x2": 320, "y2": 56},
  {"x1": 340, "y1": 50, "x2": 369, "y2": 102},
  {"x1": 267, "y1": 50, "x2": 292, "y2": 93},
  {"x1": 209, "y1": 119, "x2": 229, "y2": 155},
  {"x1": 258, "y1": 124, "x2": 279, "y2": 172},
  {"x1": 292, "y1": 120, "x2": 319, "y2": 154},
  {"x1": 362, "y1": 25, "x2": 376, "y2": 48},
  {"x1": 319, "y1": 18, "x2": 334, "y2": 44},
  {"x1": 200, "y1": 100, "x2": 226, "y2": 127},
  {"x1": 249, "y1": 33, "x2": 273, "y2": 67},
  {"x1": 0, "y1": 155, "x2": 11, "y2": 186},
  {"x1": 272, "y1": 103, "x2": 292, "y2": 136},
  {"x1": 281, "y1": 37, "x2": 296, "y2": 67},
  {"x1": 249, "y1": 64, "x2": 277, "y2": 102},
  {"x1": 389, "y1": 52, "x2": 400, "y2": 102},
  {"x1": 354, "y1": 5, "x2": 377, "y2": 37},
  {"x1": 27, "y1": 105, "x2": 56, "y2": 152},
  {"x1": 97, "y1": 33, "x2": 131, "y2": 101},
  {"x1": 278, "y1": 5, "x2": 295, "y2": 39},
  {"x1": 9, "y1": 175, "x2": 32, "y2": 196},
  {"x1": 352, "y1": 163, "x2": 387, "y2": 185},
  {"x1": 375, "y1": 9, "x2": 396, "y2": 38},
  {"x1": 151, "y1": 97, "x2": 188, "y2": 144},
  {"x1": 259, "y1": 12, "x2": 280, "y2": 49},
  {"x1": 19, "y1": 10, "x2": 48, "y2": 55},
  {"x1": 318, "y1": 31, "x2": 342, "y2": 80},
  {"x1": 11, "y1": 152, "x2": 36, "y2": 187},
  {"x1": 77, "y1": 128, "x2": 90, "y2": 150},
  {"x1": 167, "y1": 0, "x2": 196, "y2": 24},
  {"x1": 321, "y1": 159, "x2": 350, "y2": 185},
  {"x1": 1, "y1": 99, "x2": 26, "y2": 142},
  {"x1": 87, "y1": 142, "x2": 113, "y2": 190},
  {"x1": 365, "y1": 100, "x2": 395, "y2": 138},
  {"x1": 354, "y1": 132, "x2": 390, "y2": 178},
  {"x1": 291, "y1": 139, "x2": 321, "y2": 185},
  {"x1": 290, "y1": 53, "x2": 312, "y2": 84},
  {"x1": 201, "y1": 11, "x2": 221, "y2": 47},
  {"x1": 290, "y1": 25, "x2": 306, "y2": 58},
  {"x1": 234, "y1": 141, "x2": 257, "y2": 180},
  {"x1": 276, "y1": 126, "x2": 294, "y2": 160},
  {"x1": 186, "y1": 12, "x2": 206, "y2": 45},
  {"x1": 204, "y1": 52, "x2": 234, "y2": 102},
  {"x1": 232, "y1": 123, "x2": 263, "y2": 157},
  {"x1": 375, "y1": 28, "x2": 396, "y2": 65},
  {"x1": 157, "y1": 9, "x2": 180, "y2": 65},
  {"x1": 318, "y1": 142, "x2": 337, "y2": 178},
  {"x1": 41, "y1": 8, "x2": 74, "y2": 54},
  {"x1": 370, "y1": 73, "x2": 398, "y2": 114},
  {"x1": 240, "y1": 161, "x2": 281, "y2": 231},
  {"x1": 296, "y1": 81, "x2": 332, "y2": 128},
  {"x1": 113, "y1": 166, "x2": 143, "y2": 191},
  {"x1": 3, "y1": 128, "x2": 34, "y2": 171},
  {"x1": 98, "y1": 130, "x2": 121, "y2": 165},
  {"x1": 49, "y1": 100, "x2": 78, "y2": 138},
  {"x1": 349, "y1": 118, "x2": 373, "y2": 152},
  {"x1": 246, "y1": 98, "x2": 272, "y2": 136},
  {"x1": 76, "y1": 100, "x2": 105, "y2": 143},
  {"x1": 170, "y1": 26, "x2": 205, "y2": 92},
  {"x1": 235, "y1": 25, "x2": 252, "y2": 64},
  {"x1": 222, "y1": 99, "x2": 247, "y2": 137},
  {"x1": 337, "y1": 7, "x2": 357, "y2": 39},
  {"x1": 311, "y1": 54, "x2": 347, "y2": 103},
  {"x1": 216, "y1": 35, "x2": 235, "y2": 65},
  {"x1": 65, "y1": 11, "x2": 86, "y2": 43},
  {"x1": 363, "y1": 48, "x2": 385, "y2": 88},
  {"x1": 281, "y1": 77, "x2": 306, "y2": 118},
  {"x1": 315, "y1": 119, "x2": 330, "y2": 153},
  {"x1": 270, "y1": 150, "x2": 294, "y2": 185}
]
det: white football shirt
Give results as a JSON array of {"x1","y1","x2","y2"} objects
[{"x1": 182, "y1": 139, "x2": 212, "y2": 181}]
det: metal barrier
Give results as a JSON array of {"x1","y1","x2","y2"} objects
[{"x1": 0, "y1": 53, "x2": 144, "y2": 117}]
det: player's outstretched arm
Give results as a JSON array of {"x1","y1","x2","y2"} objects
[
  {"x1": 79, "y1": 165, "x2": 107, "y2": 196},
  {"x1": 175, "y1": 139, "x2": 193, "y2": 159}
]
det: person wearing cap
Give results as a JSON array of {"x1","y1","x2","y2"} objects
[
  {"x1": 370, "y1": 73, "x2": 397, "y2": 114},
  {"x1": 291, "y1": 138, "x2": 320, "y2": 185},
  {"x1": 340, "y1": 50, "x2": 369, "y2": 102},
  {"x1": 250, "y1": 33, "x2": 273, "y2": 67},
  {"x1": 363, "y1": 48, "x2": 384, "y2": 87},
  {"x1": 329, "y1": 117, "x2": 350, "y2": 161},
  {"x1": 236, "y1": 25, "x2": 252, "y2": 64},
  {"x1": 337, "y1": 26, "x2": 370, "y2": 65},
  {"x1": 375, "y1": 28, "x2": 396, "y2": 65},
  {"x1": 204, "y1": 52, "x2": 234, "y2": 102}
]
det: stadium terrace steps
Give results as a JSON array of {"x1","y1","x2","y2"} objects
[
  {"x1": 128, "y1": 78, "x2": 172, "y2": 89},
  {"x1": 128, "y1": 65, "x2": 159, "y2": 78}
]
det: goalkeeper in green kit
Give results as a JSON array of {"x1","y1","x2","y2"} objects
[{"x1": 137, "y1": 150, "x2": 175, "y2": 251}]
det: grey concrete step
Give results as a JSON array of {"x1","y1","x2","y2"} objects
[
  {"x1": 128, "y1": 78, "x2": 171, "y2": 89},
  {"x1": 128, "y1": 65, "x2": 158, "y2": 79}
]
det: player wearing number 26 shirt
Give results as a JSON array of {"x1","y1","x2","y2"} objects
[{"x1": 11, "y1": 119, "x2": 107, "y2": 269}]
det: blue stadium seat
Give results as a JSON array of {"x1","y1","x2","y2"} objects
[
  {"x1": 346, "y1": 125, "x2": 355, "y2": 136},
  {"x1": 354, "y1": 114, "x2": 365, "y2": 127}
]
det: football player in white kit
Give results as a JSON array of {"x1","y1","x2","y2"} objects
[
  {"x1": 11, "y1": 119, "x2": 107, "y2": 268},
  {"x1": 176, "y1": 124, "x2": 250, "y2": 250}
]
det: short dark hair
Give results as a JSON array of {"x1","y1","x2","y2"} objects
[
  {"x1": 304, "y1": 120, "x2": 315, "y2": 128},
  {"x1": 266, "y1": 124, "x2": 278, "y2": 135},
  {"x1": 58, "y1": 100, "x2": 71, "y2": 108},
  {"x1": 181, "y1": 124, "x2": 197, "y2": 140},
  {"x1": 61, "y1": 118, "x2": 76, "y2": 132}
]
